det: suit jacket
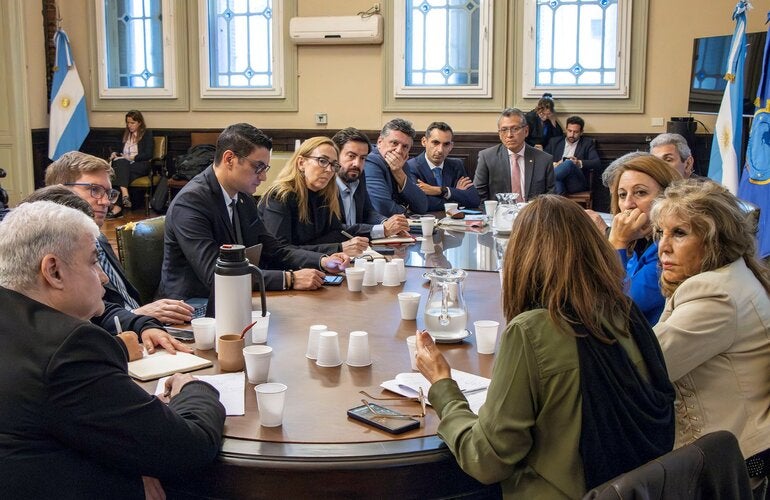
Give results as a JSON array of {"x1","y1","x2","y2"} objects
[
  {"x1": 336, "y1": 173, "x2": 387, "y2": 236},
  {"x1": 159, "y1": 165, "x2": 325, "y2": 299},
  {"x1": 0, "y1": 286, "x2": 225, "y2": 499},
  {"x1": 545, "y1": 136, "x2": 602, "y2": 173},
  {"x1": 407, "y1": 153, "x2": 481, "y2": 211},
  {"x1": 473, "y1": 144, "x2": 555, "y2": 202},
  {"x1": 363, "y1": 146, "x2": 428, "y2": 216}
]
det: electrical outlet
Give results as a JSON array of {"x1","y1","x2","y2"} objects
[
  {"x1": 314, "y1": 113, "x2": 328, "y2": 125},
  {"x1": 651, "y1": 117, "x2": 664, "y2": 127}
]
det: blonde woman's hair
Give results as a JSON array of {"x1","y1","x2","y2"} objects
[{"x1": 260, "y1": 136, "x2": 341, "y2": 224}]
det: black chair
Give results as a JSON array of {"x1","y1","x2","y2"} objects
[
  {"x1": 129, "y1": 136, "x2": 167, "y2": 215},
  {"x1": 115, "y1": 216, "x2": 165, "y2": 304}
]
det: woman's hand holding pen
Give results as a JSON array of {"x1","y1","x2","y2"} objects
[{"x1": 341, "y1": 236, "x2": 369, "y2": 257}]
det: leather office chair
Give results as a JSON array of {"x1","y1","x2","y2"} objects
[
  {"x1": 583, "y1": 430, "x2": 753, "y2": 500},
  {"x1": 115, "y1": 216, "x2": 165, "y2": 305},
  {"x1": 129, "y1": 136, "x2": 166, "y2": 215}
]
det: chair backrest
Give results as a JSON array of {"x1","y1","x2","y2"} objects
[
  {"x1": 115, "y1": 216, "x2": 165, "y2": 304},
  {"x1": 152, "y1": 136, "x2": 167, "y2": 161},
  {"x1": 583, "y1": 430, "x2": 753, "y2": 500}
]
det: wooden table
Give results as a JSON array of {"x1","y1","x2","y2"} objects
[{"x1": 157, "y1": 266, "x2": 504, "y2": 499}]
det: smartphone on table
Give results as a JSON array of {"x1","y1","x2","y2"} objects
[
  {"x1": 323, "y1": 275, "x2": 344, "y2": 286},
  {"x1": 347, "y1": 403, "x2": 420, "y2": 434}
]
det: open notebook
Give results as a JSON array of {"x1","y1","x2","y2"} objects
[
  {"x1": 381, "y1": 369, "x2": 490, "y2": 414},
  {"x1": 128, "y1": 351, "x2": 213, "y2": 381}
]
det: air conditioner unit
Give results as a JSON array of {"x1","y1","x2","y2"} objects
[{"x1": 289, "y1": 15, "x2": 383, "y2": 45}]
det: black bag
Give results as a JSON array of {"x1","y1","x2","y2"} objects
[
  {"x1": 150, "y1": 176, "x2": 169, "y2": 214},
  {"x1": 174, "y1": 144, "x2": 216, "y2": 180}
]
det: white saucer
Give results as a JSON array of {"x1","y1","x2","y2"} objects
[{"x1": 432, "y1": 329, "x2": 472, "y2": 344}]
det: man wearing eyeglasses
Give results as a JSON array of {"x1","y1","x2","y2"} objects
[
  {"x1": 363, "y1": 118, "x2": 428, "y2": 216},
  {"x1": 44, "y1": 152, "x2": 194, "y2": 355},
  {"x1": 160, "y1": 123, "x2": 348, "y2": 304},
  {"x1": 474, "y1": 108, "x2": 555, "y2": 202}
]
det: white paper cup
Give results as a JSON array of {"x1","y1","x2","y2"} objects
[
  {"x1": 391, "y1": 258, "x2": 406, "y2": 282},
  {"x1": 474, "y1": 320, "x2": 500, "y2": 354},
  {"x1": 444, "y1": 202, "x2": 459, "y2": 214},
  {"x1": 250, "y1": 310, "x2": 271, "y2": 344},
  {"x1": 316, "y1": 331, "x2": 342, "y2": 367},
  {"x1": 484, "y1": 200, "x2": 498, "y2": 216},
  {"x1": 191, "y1": 317, "x2": 216, "y2": 350},
  {"x1": 398, "y1": 292, "x2": 421, "y2": 320},
  {"x1": 420, "y1": 216, "x2": 435, "y2": 237},
  {"x1": 374, "y1": 259, "x2": 386, "y2": 283},
  {"x1": 305, "y1": 324, "x2": 327, "y2": 359},
  {"x1": 255, "y1": 383, "x2": 287, "y2": 427},
  {"x1": 346, "y1": 331, "x2": 372, "y2": 367},
  {"x1": 382, "y1": 262, "x2": 401, "y2": 287},
  {"x1": 345, "y1": 267, "x2": 365, "y2": 292},
  {"x1": 243, "y1": 345, "x2": 272, "y2": 384},
  {"x1": 406, "y1": 335, "x2": 418, "y2": 370},
  {"x1": 420, "y1": 237, "x2": 435, "y2": 254},
  {"x1": 362, "y1": 261, "x2": 378, "y2": 287}
]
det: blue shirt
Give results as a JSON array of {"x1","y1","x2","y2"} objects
[{"x1": 618, "y1": 240, "x2": 665, "y2": 325}]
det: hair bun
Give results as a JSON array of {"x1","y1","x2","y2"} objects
[{"x1": 541, "y1": 92, "x2": 553, "y2": 99}]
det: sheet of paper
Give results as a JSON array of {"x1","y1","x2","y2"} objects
[
  {"x1": 155, "y1": 372, "x2": 245, "y2": 416},
  {"x1": 380, "y1": 369, "x2": 490, "y2": 414}
]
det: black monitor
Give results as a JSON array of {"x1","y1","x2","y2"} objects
[{"x1": 688, "y1": 31, "x2": 767, "y2": 116}]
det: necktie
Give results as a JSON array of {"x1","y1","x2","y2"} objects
[
  {"x1": 432, "y1": 167, "x2": 443, "y2": 187},
  {"x1": 510, "y1": 153, "x2": 523, "y2": 201},
  {"x1": 97, "y1": 239, "x2": 140, "y2": 310},
  {"x1": 230, "y1": 199, "x2": 243, "y2": 244},
  {"x1": 342, "y1": 187, "x2": 356, "y2": 225}
]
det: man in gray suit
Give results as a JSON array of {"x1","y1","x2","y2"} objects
[{"x1": 474, "y1": 108, "x2": 555, "y2": 201}]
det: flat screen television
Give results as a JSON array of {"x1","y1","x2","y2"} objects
[{"x1": 688, "y1": 31, "x2": 767, "y2": 116}]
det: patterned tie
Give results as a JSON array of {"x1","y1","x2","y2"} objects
[
  {"x1": 510, "y1": 153, "x2": 523, "y2": 201},
  {"x1": 97, "y1": 242, "x2": 140, "y2": 310},
  {"x1": 230, "y1": 199, "x2": 243, "y2": 244},
  {"x1": 432, "y1": 167, "x2": 443, "y2": 187}
]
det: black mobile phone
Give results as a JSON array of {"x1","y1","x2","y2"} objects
[
  {"x1": 185, "y1": 297, "x2": 208, "y2": 319},
  {"x1": 347, "y1": 403, "x2": 420, "y2": 434},
  {"x1": 165, "y1": 327, "x2": 194, "y2": 341},
  {"x1": 323, "y1": 275, "x2": 344, "y2": 286}
]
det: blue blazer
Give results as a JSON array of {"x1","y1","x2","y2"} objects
[
  {"x1": 407, "y1": 153, "x2": 481, "y2": 211},
  {"x1": 619, "y1": 240, "x2": 665, "y2": 325},
  {"x1": 363, "y1": 146, "x2": 428, "y2": 216},
  {"x1": 545, "y1": 136, "x2": 602, "y2": 173}
]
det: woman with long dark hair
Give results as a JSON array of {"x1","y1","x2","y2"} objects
[{"x1": 108, "y1": 110, "x2": 153, "y2": 218}]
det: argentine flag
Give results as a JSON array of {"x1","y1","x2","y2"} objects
[
  {"x1": 48, "y1": 29, "x2": 89, "y2": 161},
  {"x1": 707, "y1": 1, "x2": 750, "y2": 195}
]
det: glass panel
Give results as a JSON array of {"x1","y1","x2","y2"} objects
[
  {"x1": 207, "y1": 0, "x2": 273, "y2": 89},
  {"x1": 535, "y1": 0, "x2": 618, "y2": 87},
  {"x1": 405, "y1": 0, "x2": 481, "y2": 87},
  {"x1": 104, "y1": 0, "x2": 164, "y2": 89}
]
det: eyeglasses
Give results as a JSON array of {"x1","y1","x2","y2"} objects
[
  {"x1": 65, "y1": 183, "x2": 120, "y2": 204},
  {"x1": 498, "y1": 125, "x2": 527, "y2": 135},
  {"x1": 359, "y1": 388, "x2": 427, "y2": 418},
  {"x1": 237, "y1": 155, "x2": 271, "y2": 175},
  {"x1": 305, "y1": 156, "x2": 342, "y2": 173}
]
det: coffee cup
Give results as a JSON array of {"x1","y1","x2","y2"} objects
[{"x1": 217, "y1": 334, "x2": 245, "y2": 372}]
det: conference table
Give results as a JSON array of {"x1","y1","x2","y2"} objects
[{"x1": 153, "y1": 227, "x2": 508, "y2": 499}]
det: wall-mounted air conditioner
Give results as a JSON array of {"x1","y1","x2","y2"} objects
[{"x1": 289, "y1": 15, "x2": 383, "y2": 45}]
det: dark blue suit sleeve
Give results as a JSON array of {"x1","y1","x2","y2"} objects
[
  {"x1": 364, "y1": 154, "x2": 428, "y2": 215},
  {"x1": 580, "y1": 139, "x2": 602, "y2": 172}
]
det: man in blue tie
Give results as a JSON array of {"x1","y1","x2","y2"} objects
[{"x1": 407, "y1": 122, "x2": 480, "y2": 211}]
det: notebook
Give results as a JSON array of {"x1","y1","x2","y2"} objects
[{"x1": 128, "y1": 351, "x2": 213, "y2": 381}]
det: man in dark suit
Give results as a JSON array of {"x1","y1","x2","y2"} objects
[
  {"x1": 160, "y1": 123, "x2": 348, "y2": 301},
  {"x1": 407, "y1": 122, "x2": 481, "y2": 211},
  {"x1": 545, "y1": 115, "x2": 601, "y2": 194},
  {"x1": 45, "y1": 152, "x2": 192, "y2": 355},
  {"x1": 331, "y1": 127, "x2": 410, "y2": 239},
  {"x1": 364, "y1": 118, "x2": 429, "y2": 216},
  {"x1": 0, "y1": 201, "x2": 225, "y2": 499},
  {"x1": 474, "y1": 108, "x2": 555, "y2": 202}
]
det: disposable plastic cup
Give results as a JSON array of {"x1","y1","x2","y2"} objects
[
  {"x1": 243, "y1": 345, "x2": 272, "y2": 384},
  {"x1": 346, "y1": 331, "x2": 372, "y2": 367},
  {"x1": 255, "y1": 383, "x2": 287, "y2": 427},
  {"x1": 250, "y1": 310, "x2": 271, "y2": 344},
  {"x1": 362, "y1": 261, "x2": 378, "y2": 287},
  {"x1": 420, "y1": 216, "x2": 435, "y2": 237},
  {"x1": 381, "y1": 262, "x2": 401, "y2": 286},
  {"x1": 484, "y1": 200, "x2": 498, "y2": 216},
  {"x1": 474, "y1": 320, "x2": 500, "y2": 354},
  {"x1": 191, "y1": 317, "x2": 216, "y2": 350},
  {"x1": 444, "y1": 202, "x2": 459, "y2": 214},
  {"x1": 315, "y1": 331, "x2": 342, "y2": 367},
  {"x1": 305, "y1": 324, "x2": 327, "y2": 359},
  {"x1": 398, "y1": 292, "x2": 421, "y2": 320},
  {"x1": 374, "y1": 259, "x2": 386, "y2": 283},
  {"x1": 406, "y1": 335, "x2": 418, "y2": 370},
  {"x1": 345, "y1": 267, "x2": 365, "y2": 292},
  {"x1": 391, "y1": 258, "x2": 406, "y2": 282}
]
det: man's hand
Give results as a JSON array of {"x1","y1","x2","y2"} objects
[
  {"x1": 383, "y1": 149, "x2": 409, "y2": 188},
  {"x1": 454, "y1": 176, "x2": 474, "y2": 191},
  {"x1": 341, "y1": 237, "x2": 369, "y2": 257},
  {"x1": 142, "y1": 476, "x2": 166, "y2": 500},
  {"x1": 292, "y1": 269, "x2": 325, "y2": 290},
  {"x1": 117, "y1": 331, "x2": 143, "y2": 361},
  {"x1": 416, "y1": 179, "x2": 442, "y2": 196},
  {"x1": 321, "y1": 253, "x2": 351, "y2": 273},
  {"x1": 383, "y1": 214, "x2": 410, "y2": 236},
  {"x1": 141, "y1": 328, "x2": 193, "y2": 355},
  {"x1": 161, "y1": 372, "x2": 196, "y2": 401},
  {"x1": 134, "y1": 299, "x2": 194, "y2": 325}
]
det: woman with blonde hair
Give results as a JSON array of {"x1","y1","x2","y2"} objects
[
  {"x1": 651, "y1": 179, "x2": 770, "y2": 494},
  {"x1": 259, "y1": 137, "x2": 369, "y2": 256},
  {"x1": 415, "y1": 195, "x2": 674, "y2": 499}
]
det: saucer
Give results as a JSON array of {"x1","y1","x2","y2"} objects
[{"x1": 433, "y1": 329, "x2": 472, "y2": 344}]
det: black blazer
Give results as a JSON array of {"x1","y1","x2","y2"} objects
[
  {"x1": 473, "y1": 144, "x2": 555, "y2": 201},
  {"x1": 159, "y1": 165, "x2": 325, "y2": 300},
  {"x1": 0, "y1": 286, "x2": 224, "y2": 499},
  {"x1": 525, "y1": 110, "x2": 564, "y2": 148},
  {"x1": 545, "y1": 136, "x2": 602, "y2": 173},
  {"x1": 337, "y1": 173, "x2": 387, "y2": 235},
  {"x1": 407, "y1": 153, "x2": 481, "y2": 210}
]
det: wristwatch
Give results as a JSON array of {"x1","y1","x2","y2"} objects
[{"x1": 440, "y1": 186, "x2": 449, "y2": 198}]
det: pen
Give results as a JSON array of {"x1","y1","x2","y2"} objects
[
  {"x1": 341, "y1": 230, "x2": 355, "y2": 240},
  {"x1": 113, "y1": 316, "x2": 122, "y2": 334}
]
